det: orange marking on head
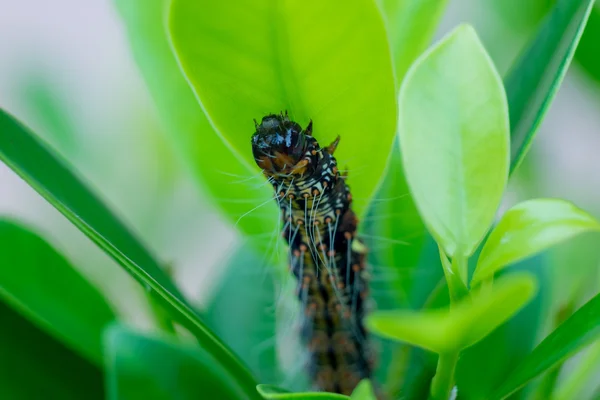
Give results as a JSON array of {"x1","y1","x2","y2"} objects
[
  {"x1": 272, "y1": 151, "x2": 295, "y2": 171},
  {"x1": 291, "y1": 158, "x2": 309, "y2": 174},
  {"x1": 257, "y1": 156, "x2": 274, "y2": 174}
]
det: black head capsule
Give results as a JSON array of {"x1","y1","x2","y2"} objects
[{"x1": 251, "y1": 113, "x2": 314, "y2": 177}]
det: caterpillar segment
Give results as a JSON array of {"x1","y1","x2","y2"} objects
[{"x1": 251, "y1": 113, "x2": 373, "y2": 395}]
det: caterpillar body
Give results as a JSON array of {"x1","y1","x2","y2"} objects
[{"x1": 251, "y1": 113, "x2": 373, "y2": 395}]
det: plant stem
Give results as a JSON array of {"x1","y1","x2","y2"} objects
[
  {"x1": 451, "y1": 254, "x2": 468, "y2": 287},
  {"x1": 430, "y1": 352, "x2": 459, "y2": 400},
  {"x1": 438, "y1": 246, "x2": 469, "y2": 304}
]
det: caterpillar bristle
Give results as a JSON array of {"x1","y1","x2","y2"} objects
[{"x1": 251, "y1": 113, "x2": 378, "y2": 397}]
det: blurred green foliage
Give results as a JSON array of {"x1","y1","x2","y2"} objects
[
  {"x1": 0, "y1": 300, "x2": 104, "y2": 399},
  {"x1": 0, "y1": 0, "x2": 599, "y2": 399}
]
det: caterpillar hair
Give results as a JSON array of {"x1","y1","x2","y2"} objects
[{"x1": 251, "y1": 112, "x2": 373, "y2": 395}]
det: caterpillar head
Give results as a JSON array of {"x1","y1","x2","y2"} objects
[{"x1": 251, "y1": 112, "x2": 314, "y2": 177}]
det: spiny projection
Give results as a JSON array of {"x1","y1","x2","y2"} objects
[{"x1": 251, "y1": 112, "x2": 373, "y2": 395}]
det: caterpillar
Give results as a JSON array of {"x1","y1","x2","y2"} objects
[{"x1": 251, "y1": 112, "x2": 373, "y2": 395}]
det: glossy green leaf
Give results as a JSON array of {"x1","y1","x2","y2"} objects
[
  {"x1": 350, "y1": 380, "x2": 376, "y2": 400},
  {"x1": 367, "y1": 273, "x2": 537, "y2": 354},
  {"x1": 492, "y1": 290, "x2": 600, "y2": 399},
  {"x1": 506, "y1": 0, "x2": 595, "y2": 173},
  {"x1": 114, "y1": 0, "x2": 276, "y2": 248},
  {"x1": 472, "y1": 198, "x2": 600, "y2": 285},
  {"x1": 256, "y1": 384, "x2": 349, "y2": 400},
  {"x1": 0, "y1": 300, "x2": 104, "y2": 399},
  {"x1": 398, "y1": 24, "x2": 509, "y2": 258},
  {"x1": 0, "y1": 219, "x2": 115, "y2": 364},
  {"x1": 105, "y1": 325, "x2": 244, "y2": 400},
  {"x1": 376, "y1": 0, "x2": 449, "y2": 89},
  {"x1": 0, "y1": 109, "x2": 259, "y2": 399},
  {"x1": 169, "y1": 0, "x2": 397, "y2": 218},
  {"x1": 204, "y1": 242, "x2": 280, "y2": 383}
]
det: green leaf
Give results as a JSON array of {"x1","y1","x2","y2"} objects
[
  {"x1": 0, "y1": 109, "x2": 259, "y2": 399},
  {"x1": 364, "y1": 0, "x2": 447, "y2": 308},
  {"x1": 376, "y1": 0, "x2": 449, "y2": 89},
  {"x1": 0, "y1": 109, "x2": 181, "y2": 295},
  {"x1": 492, "y1": 290, "x2": 600, "y2": 399},
  {"x1": 105, "y1": 325, "x2": 244, "y2": 400},
  {"x1": 113, "y1": 0, "x2": 277, "y2": 249},
  {"x1": 455, "y1": 255, "x2": 550, "y2": 400},
  {"x1": 362, "y1": 144, "x2": 428, "y2": 308},
  {"x1": 398, "y1": 24, "x2": 509, "y2": 258},
  {"x1": 168, "y1": 0, "x2": 397, "y2": 218},
  {"x1": 0, "y1": 218, "x2": 115, "y2": 364},
  {"x1": 256, "y1": 384, "x2": 350, "y2": 400},
  {"x1": 0, "y1": 300, "x2": 104, "y2": 399},
  {"x1": 350, "y1": 380, "x2": 376, "y2": 400},
  {"x1": 489, "y1": 0, "x2": 551, "y2": 32},
  {"x1": 472, "y1": 198, "x2": 600, "y2": 285},
  {"x1": 366, "y1": 273, "x2": 537, "y2": 354},
  {"x1": 505, "y1": 0, "x2": 595, "y2": 173},
  {"x1": 573, "y1": 5, "x2": 600, "y2": 84},
  {"x1": 204, "y1": 242, "x2": 281, "y2": 383}
]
